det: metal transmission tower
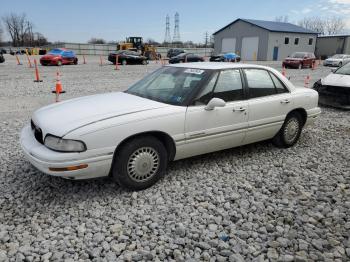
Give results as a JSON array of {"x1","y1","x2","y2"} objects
[
  {"x1": 164, "y1": 14, "x2": 171, "y2": 44},
  {"x1": 173, "y1": 12, "x2": 181, "y2": 43}
]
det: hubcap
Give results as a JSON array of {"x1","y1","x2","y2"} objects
[
  {"x1": 127, "y1": 147, "x2": 159, "y2": 182},
  {"x1": 284, "y1": 118, "x2": 299, "y2": 144}
]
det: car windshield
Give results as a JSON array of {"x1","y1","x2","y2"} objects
[
  {"x1": 290, "y1": 52, "x2": 306, "y2": 58},
  {"x1": 49, "y1": 49, "x2": 64, "y2": 55},
  {"x1": 125, "y1": 67, "x2": 210, "y2": 105},
  {"x1": 332, "y1": 54, "x2": 345, "y2": 59},
  {"x1": 335, "y1": 62, "x2": 350, "y2": 75}
]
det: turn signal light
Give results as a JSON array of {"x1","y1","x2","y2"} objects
[{"x1": 49, "y1": 164, "x2": 88, "y2": 172}]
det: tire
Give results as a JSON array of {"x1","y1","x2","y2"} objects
[
  {"x1": 112, "y1": 136, "x2": 168, "y2": 190},
  {"x1": 57, "y1": 60, "x2": 62, "y2": 66},
  {"x1": 74, "y1": 59, "x2": 78, "y2": 65},
  {"x1": 122, "y1": 60, "x2": 127, "y2": 66},
  {"x1": 272, "y1": 112, "x2": 303, "y2": 148}
]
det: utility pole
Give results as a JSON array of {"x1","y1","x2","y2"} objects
[{"x1": 204, "y1": 31, "x2": 209, "y2": 57}]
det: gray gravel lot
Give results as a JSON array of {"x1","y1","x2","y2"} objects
[{"x1": 0, "y1": 55, "x2": 349, "y2": 261}]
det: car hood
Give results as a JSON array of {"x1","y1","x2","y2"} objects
[
  {"x1": 41, "y1": 54, "x2": 60, "y2": 59},
  {"x1": 32, "y1": 92, "x2": 169, "y2": 137},
  {"x1": 285, "y1": 58, "x2": 302, "y2": 61},
  {"x1": 325, "y1": 58, "x2": 342, "y2": 62},
  {"x1": 321, "y1": 73, "x2": 350, "y2": 87}
]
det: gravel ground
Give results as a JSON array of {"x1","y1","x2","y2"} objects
[{"x1": 0, "y1": 55, "x2": 349, "y2": 261}]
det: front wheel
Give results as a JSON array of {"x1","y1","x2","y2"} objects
[
  {"x1": 272, "y1": 112, "x2": 303, "y2": 148},
  {"x1": 112, "y1": 136, "x2": 168, "y2": 190}
]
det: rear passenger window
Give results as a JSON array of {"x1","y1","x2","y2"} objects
[
  {"x1": 213, "y1": 70, "x2": 243, "y2": 102},
  {"x1": 269, "y1": 73, "x2": 288, "y2": 94},
  {"x1": 244, "y1": 69, "x2": 276, "y2": 98}
]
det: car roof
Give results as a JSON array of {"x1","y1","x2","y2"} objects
[{"x1": 167, "y1": 62, "x2": 272, "y2": 70}]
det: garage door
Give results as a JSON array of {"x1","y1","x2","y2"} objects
[
  {"x1": 241, "y1": 37, "x2": 259, "y2": 60},
  {"x1": 221, "y1": 38, "x2": 236, "y2": 53}
]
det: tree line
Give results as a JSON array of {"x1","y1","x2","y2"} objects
[
  {"x1": 275, "y1": 15, "x2": 345, "y2": 35},
  {"x1": 0, "y1": 13, "x2": 49, "y2": 47}
]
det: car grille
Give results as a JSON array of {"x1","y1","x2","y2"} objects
[{"x1": 31, "y1": 120, "x2": 44, "y2": 144}]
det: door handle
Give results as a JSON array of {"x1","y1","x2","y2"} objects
[
  {"x1": 280, "y1": 99, "x2": 290, "y2": 104},
  {"x1": 233, "y1": 107, "x2": 246, "y2": 112}
]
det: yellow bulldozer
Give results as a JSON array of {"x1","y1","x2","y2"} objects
[{"x1": 117, "y1": 37, "x2": 160, "y2": 60}]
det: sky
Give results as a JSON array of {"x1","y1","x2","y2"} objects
[{"x1": 1, "y1": 0, "x2": 350, "y2": 43}]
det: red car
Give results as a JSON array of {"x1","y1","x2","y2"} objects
[
  {"x1": 40, "y1": 48, "x2": 78, "y2": 66},
  {"x1": 282, "y1": 52, "x2": 316, "y2": 69}
]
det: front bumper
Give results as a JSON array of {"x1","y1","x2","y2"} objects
[
  {"x1": 283, "y1": 61, "x2": 300, "y2": 68},
  {"x1": 40, "y1": 59, "x2": 58, "y2": 66},
  {"x1": 313, "y1": 82, "x2": 350, "y2": 110},
  {"x1": 20, "y1": 125, "x2": 113, "y2": 179}
]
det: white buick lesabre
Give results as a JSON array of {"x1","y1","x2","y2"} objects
[{"x1": 21, "y1": 63, "x2": 321, "y2": 190}]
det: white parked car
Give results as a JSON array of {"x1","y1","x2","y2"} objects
[
  {"x1": 21, "y1": 63, "x2": 321, "y2": 190},
  {"x1": 313, "y1": 62, "x2": 350, "y2": 110},
  {"x1": 323, "y1": 54, "x2": 350, "y2": 67}
]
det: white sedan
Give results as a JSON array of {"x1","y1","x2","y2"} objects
[
  {"x1": 21, "y1": 63, "x2": 321, "y2": 190},
  {"x1": 313, "y1": 62, "x2": 350, "y2": 109},
  {"x1": 323, "y1": 54, "x2": 350, "y2": 67}
]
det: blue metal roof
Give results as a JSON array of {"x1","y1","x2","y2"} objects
[{"x1": 213, "y1": 18, "x2": 318, "y2": 35}]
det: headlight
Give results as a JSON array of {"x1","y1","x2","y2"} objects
[{"x1": 44, "y1": 135, "x2": 86, "y2": 152}]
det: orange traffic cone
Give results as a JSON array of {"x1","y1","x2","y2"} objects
[
  {"x1": 26, "y1": 54, "x2": 32, "y2": 68},
  {"x1": 115, "y1": 55, "x2": 119, "y2": 70},
  {"x1": 282, "y1": 65, "x2": 286, "y2": 77},
  {"x1": 15, "y1": 55, "x2": 22, "y2": 65},
  {"x1": 33, "y1": 59, "x2": 43, "y2": 82},
  {"x1": 52, "y1": 70, "x2": 65, "y2": 102},
  {"x1": 304, "y1": 75, "x2": 310, "y2": 88}
]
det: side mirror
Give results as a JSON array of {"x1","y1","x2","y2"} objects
[
  {"x1": 205, "y1": 98, "x2": 226, "y2": 111},
  {"x1": 331, "y1": 68, "x2": 337, "y2": 73}
]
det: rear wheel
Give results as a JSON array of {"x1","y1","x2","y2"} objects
[
  {"x1": 112, "y1": 136, "x2": 168, "y2": 190},
  {"x1": 73, "y1": 59, "x2": 78, "y2": 65},
  {"x1": 272, "y1": 112, "x2": 303, "y2": 148}
]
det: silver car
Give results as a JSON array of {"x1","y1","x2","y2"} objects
[{"x1": 323, "y1": 54, "x2": 350, "y2": 67}]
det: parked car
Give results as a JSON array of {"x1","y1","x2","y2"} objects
[
  {"x1": 210, "y1": 53, "x2": 241, "y2": 62},
  {"x1": 108, "y1": 50, "x2": 147, "y2": 65},
  {"x1": 169, "y1": 53, "x2": 204, "y2": 64},
  {"x1": 323, "y1": 54, "x2": 350, "y2": 67},
  {"x1": 40, "y1": 48, "x2": 78, "y2": 66},
  {"x1": 0, "y1": 54, "x2": 4, "y2": 63},
  {"x1": 282, "y1": 52, "x2": 316, "y2": 69},
  {"x1": 167, "y1": 48, "x2": 185, "y2": 58},
  {"x1": 20, "y1": 63, "x2": 321, "y2": 190},
  {"x1": 313, "y1": 63, "x2": 350, "y2": 110}
]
